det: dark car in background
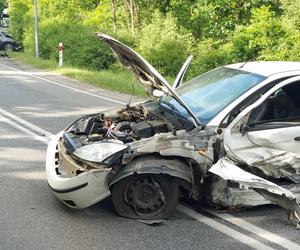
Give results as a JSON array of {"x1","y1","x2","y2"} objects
[{"x1": 0, "y1": 32, "x2": 21, "y2": 52}]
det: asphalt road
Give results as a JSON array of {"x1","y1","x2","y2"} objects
[{"x1": 0, "y1": 57, "x2": 299, "y2": 250}]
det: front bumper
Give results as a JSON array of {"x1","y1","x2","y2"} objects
[{"x1": 46, "y1": 132, "x2": 111, "y2": 209}]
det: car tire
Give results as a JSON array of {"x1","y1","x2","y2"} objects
[
  {"x1": 111, "y1": 174, "x2": 179, "y2": 220},
  {"x1": 3, "y1": 43, "x2": 14, "y2": 52}
]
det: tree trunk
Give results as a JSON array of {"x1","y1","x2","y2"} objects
[
  {"x1": 111, "y1": 0, "x2": 117, "y2": 32},
  {"x1": 135, "y1": 2, "x2": 140, "y2": 32},
  {"x1": 124, "y1": 0, "x2": 135, "y2": 36},
  {"x1": 130, "y1": 0, "x2": 135, "y2": 36}
]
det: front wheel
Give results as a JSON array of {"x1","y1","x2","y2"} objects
[
  {"x1": 3, "y1": 43, "x2": 14, "y2": 52},
  {"x1": 111, "y1": 174, "x2": 179, "y2": 220}
]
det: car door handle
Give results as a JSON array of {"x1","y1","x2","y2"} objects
[{"x1": 294, "y1": 137, "x2": 300, "y2": 141}]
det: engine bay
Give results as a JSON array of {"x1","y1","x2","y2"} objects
[{"x1": 64, "y1": 102, "x2": 171, "y2": 150}]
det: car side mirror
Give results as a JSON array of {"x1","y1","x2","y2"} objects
[{"x1": 240, "y1": 123, "x2": 250, "y2": 135}]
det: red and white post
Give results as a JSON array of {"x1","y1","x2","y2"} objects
[{"x1": 58, "y1": 42, "x2": 64, "y2": 67}]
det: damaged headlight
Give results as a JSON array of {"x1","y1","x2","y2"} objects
[{"x1": 73, "y1": 143, "x2": 128, "y2": 163}]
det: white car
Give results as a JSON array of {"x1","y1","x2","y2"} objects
[{"x1": 46, "y1": 34, "x2": 300, "y2": 227}]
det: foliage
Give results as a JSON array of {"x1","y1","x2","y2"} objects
[
  {"x1": 23, "y1": 17, "x2": 115, "y2": 70},
  {"x1": 280, "y1": 0, "x2": 300, "y2": 29},
  {"x1": 228, "y1": 6, "x2": 285, "y2": 62},
  {"x1": 170, "y1": 0, "x2": 282, "y2": 39},
  {"x1": 0, "y1": 0, "x2": 6, "y2": 14},
  {"x1": 7, "y1": 0, "x2": 300, "y2": 87},
  {"x1": 188, "y1": 39, "x2": 230, "y2": 77},
  {"x1": 8, "y1": 0, "x2": 32, "y2": 42},
  {"x1": 137, "y1": 11, "x2": 194, "y2": 75}
]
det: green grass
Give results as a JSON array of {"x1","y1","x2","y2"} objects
[{"x1": 11, "y1": 52, "x2": 146, "y2": 96}]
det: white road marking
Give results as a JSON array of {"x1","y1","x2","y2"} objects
[
  {"x1": 203, "y1": 208, "x2": 300, "y2": 250},
  {"x1": 0, "y1": 107, "x2": 53, "y2": 138},
  {"x1": 0, "y1": 63, "x2": 127, "y2": 105},
  {"x1": 177, "y1": 205, "x2": 275, "y2": 250},
  {"x1": 0, "y1": 115, "x2": 50, "y2": 144}
]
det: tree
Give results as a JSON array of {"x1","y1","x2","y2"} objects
[
  {"x1": 138, "y1": 11, "x2": 194, "y2": 75},
  {"x1": 170, "y1": 0, "x2": 281, "y2": 39},
  {"x1": 228, "y1": 6, "x2": 284, "y2": 62},
  {"x1": 0, "y1": 0, "x2": 6, "y2": 14},
  {"x1": 9, "y1": 0, "x2": 300, "y2": 76},
  {"x1": 9, "y1": 0, "x2": 32, "y2": 42}
]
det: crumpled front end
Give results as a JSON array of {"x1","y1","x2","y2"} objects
[
  {"x1": 46, "y1": 132, "x2": 111, "y2": 209},
  {"x1": 45, "y1": 100, "x2": 197, "y2": 209}
]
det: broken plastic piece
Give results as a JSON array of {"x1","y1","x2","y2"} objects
[{"x1": 209, "y1": 157, "x2": 300, "y2": 228}]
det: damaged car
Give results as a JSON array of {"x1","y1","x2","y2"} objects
[
  {"x1": 46, "y1": 33, "x2": 300, "y2": 227},
  {"x1": 0, "y1": 32, "x2": 21, "y2": 52}
]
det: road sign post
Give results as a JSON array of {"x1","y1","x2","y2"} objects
[{"x1": 58, "y1": 42, "x2": 64, "y2": 67}]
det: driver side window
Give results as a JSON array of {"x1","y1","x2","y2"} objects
[{"x1": 248, "y1": 81, "x2": 300, "y2": 124}]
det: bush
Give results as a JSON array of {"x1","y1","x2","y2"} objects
[
  {"x1": 227, "y1": 6, "x2": 285, "y2": 62},
  {"x1": 23, "y1": 17, "x2": 115, "y2": 70},
  {"x1": 8, "y1": 0, "x2": 32, "y2": 43},
  {"x1": 137, "y1": 11, "x2": 194, "y2": 76},
  {"x1": 260, "y1": 2, "x2": 300, "y2": 61},
  {"x1": 187, "y1": 39, "x2": 231, "y2": 78},
  {"x1": 260, "y1": 29, "x2": 300, "y2": 61}
]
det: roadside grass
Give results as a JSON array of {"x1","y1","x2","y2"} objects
[{"x1": 11, "y1": 52, "x2": 146, "y2": 96}]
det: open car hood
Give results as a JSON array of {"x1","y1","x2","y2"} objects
[
  {"x1": 96, "y1": 33, "x2": 201, "y2": 127},
  {"x1": 97, "y1": 33, "x2": 171, "y2": 96}
]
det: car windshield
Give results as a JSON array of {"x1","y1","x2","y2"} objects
[{"x1": 161, "y1": 67, "x2": 266, "y2": 125}]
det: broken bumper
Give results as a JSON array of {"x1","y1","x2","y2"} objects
[{"x1": 46, "y1": 132, "x2": 111, "y2": 209}]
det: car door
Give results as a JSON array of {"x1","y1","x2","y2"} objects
[{"x1": 223, "y1": 76, "x2": 300, "y2": 180}]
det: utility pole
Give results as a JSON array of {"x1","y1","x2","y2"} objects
[
  {"x1": 112, "y1": 0, "x2": 117, "y2": 33},
  {"x1": 34, "y1": 0, "x2": 39, "y2": 58}
]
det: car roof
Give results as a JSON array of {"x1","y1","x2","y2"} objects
[{"x1": 226, "y1": 61, "x2": 300, "y2": 77}]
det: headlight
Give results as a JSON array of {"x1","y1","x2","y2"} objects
[{"x1": 73, "y1": 143, "x2": 128, "y2": 163}]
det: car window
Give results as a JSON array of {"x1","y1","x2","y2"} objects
[
  {"x1": 248, "y1": 81, "x2": 300, "y2": 126},
  {"x1": 222, "y1": 77, "x2": 294, "y2": 127},
  {"x1": 161, "y1": 67, "x2": 265, "y2": 125}
]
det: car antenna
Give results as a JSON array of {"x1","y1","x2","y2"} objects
[{"x1": 127, "y1": 82, "x2": 135, "y2": 107}]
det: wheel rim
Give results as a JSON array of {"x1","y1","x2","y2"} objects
[
  {"x1": 124, "y1": 175, "x2": 166, "y2": 217},
  {"x1": 4, "y1": 44, "x2": 13, "y2": 52}
]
